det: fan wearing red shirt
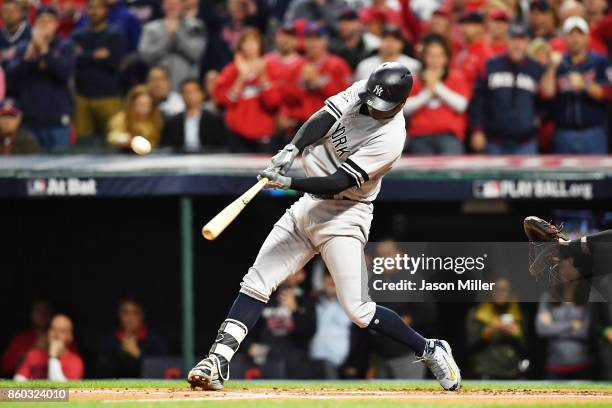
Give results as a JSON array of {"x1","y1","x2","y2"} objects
[
  {"x1": 286, "y1": 23, "x2": 351, "y2": 122},
  {"x1": 215, "y1": 27, "x2": 281, "y2": 152},
  {"x1": 265, "y1": 24, "x2": 304, "y2": 137},
  {"x1": 1, "y1": 300, "x2": 51, "y2": 376},
  {"x1": 404, "y1": 34, "x2": 470, "y2": 154},
  {"x1": 14, "y1": 314, "x2": 83, "y2": 381},
  {"x1": 453, "y1": 11, "x2": 492, "y2": 86}
]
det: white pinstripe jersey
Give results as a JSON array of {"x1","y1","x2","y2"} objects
[{"x1": 301, "y1": 80, "x2": 406, "y2": 203}]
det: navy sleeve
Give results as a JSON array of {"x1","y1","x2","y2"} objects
[
  {"x1": 290, "y1": 110, "x2": 336, "y2": 151},
  {"x1": 290, "y1": 168, "x2": 356, "y2": 195}
]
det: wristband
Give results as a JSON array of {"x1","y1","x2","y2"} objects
[{"x1": 284, "y1": 143, "x2": 299, "y2": 154}]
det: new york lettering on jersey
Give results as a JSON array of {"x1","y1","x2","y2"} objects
[{"x1": 330, "y1": 122, "x2": 350, "y2": 157}]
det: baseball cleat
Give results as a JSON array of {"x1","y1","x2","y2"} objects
[
  {"x1": 187, "y1": 355, "x2": 224, "y2": 391},
  {"x1": 418, "y1": 339, "x2": 461, "y2": 391}
]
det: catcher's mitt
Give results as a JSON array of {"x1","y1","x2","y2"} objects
[{"x1": 523, "y1": 216, "x2": 566, "y2": 280}]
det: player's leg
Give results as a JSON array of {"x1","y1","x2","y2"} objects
[
  {"x1": 319, "y1": 236, "x2": 426, "y2": 348},
  {"x1": 188, "y1": 211, "x2": 315, "y2": 390},
  {"x1": 320, "y1": 236, "x2": 461, "y2": 391}
]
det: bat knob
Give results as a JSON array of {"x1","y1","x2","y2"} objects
[{"x1": 202, "y1": 227, "x2": 216, "y2": 241}]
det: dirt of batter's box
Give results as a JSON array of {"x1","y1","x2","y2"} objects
[{"x1": 69, "y1": 387, "x2": 612, "y2": 404}]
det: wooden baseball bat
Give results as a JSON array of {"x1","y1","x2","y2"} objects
[{"x1": 202, "y1": 177, "x2": 268, "y2": 240}]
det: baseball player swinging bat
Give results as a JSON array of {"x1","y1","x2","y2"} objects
[
  {"x1": 188, "y1": 62, "x2": 461, "y2": 392},
  {"x1": 202, "y1": 177, "x2": 268, "y2": 240}
]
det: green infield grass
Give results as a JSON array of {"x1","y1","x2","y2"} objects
[{"x1": 1, "y1": 379, "x2": 611, "y2": 408}]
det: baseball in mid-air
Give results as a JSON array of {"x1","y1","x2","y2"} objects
[{"x1": 131, "y1": 135, "x2": 152, "y2": 155}]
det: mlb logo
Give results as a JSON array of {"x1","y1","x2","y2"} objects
[
  {"x1": 27, "y1": 179, "x2": 47, "y2": 196},
  {"x1": 473, "y1": 180, "x2": 501, "y2": 199}
]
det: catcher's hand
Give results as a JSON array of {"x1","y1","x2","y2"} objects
[
  {"x1": 258, "y1": 168, "x2": 291, "y2": 190},
  {"x1": 268, "y1": 144, "x2": 298, "y2": 175},
  {"x1": 523, "y1": 216, "x2": 565, "y2": 280}
]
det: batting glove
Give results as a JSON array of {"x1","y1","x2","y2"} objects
[
  {"x1": 269, "y1": 144, "x2": 298, "y2": 175},
  {"x1": 258, "y1": 168, "x2": 291, "y2": 190}
]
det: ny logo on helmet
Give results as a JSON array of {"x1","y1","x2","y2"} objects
[{"x1": 373, "y1": 85, "x2": 384, "y2": 96}]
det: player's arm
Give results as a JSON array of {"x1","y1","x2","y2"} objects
[
  {"x1": 260, "y1": 134, "x2": 397, "y2": 195},
  {"x1": 290, "y1": 110, "x2": 336, "y2": 151},
  {"x1": 267, "y1": 110, "x2": 336, "y2": 174},
  {"x1": 259, "y1": 107, "x2": 356, "y2": 195},
  {"x1": 260, "y1": 167, "x2": 357, "y2": 195},
  {"x1": 268, "y1": 82, "x2": 360, "y2": 174}
]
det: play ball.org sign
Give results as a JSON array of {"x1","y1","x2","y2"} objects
[
  {"x1": 27, "y1": 178, "x2": 97, "y2": 197},
  {"x1": 473, "y1": 180, "x2": 593, "y2": 200}
]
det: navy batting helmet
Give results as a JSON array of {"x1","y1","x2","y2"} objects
[{"x1": 358, "y1": 62, "x2": 413, "y2": 112}]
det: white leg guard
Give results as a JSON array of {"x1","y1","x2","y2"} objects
[{"x1": 208, "y1": 319, "x2": 248, "y2": 381}]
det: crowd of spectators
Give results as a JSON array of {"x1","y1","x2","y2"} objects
[
  {"x1": 0, "y1": 0, "x2": 610, "y2": 156},
  {"x1": 465, "y1": 273, "x2": 612, "y2": 381},
  {"x1": 3, "y1": 301, "x2": 84, "y2": 381},
  {"x1": 2, "y1": 299, "x2": 167, "y2": 380}
]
